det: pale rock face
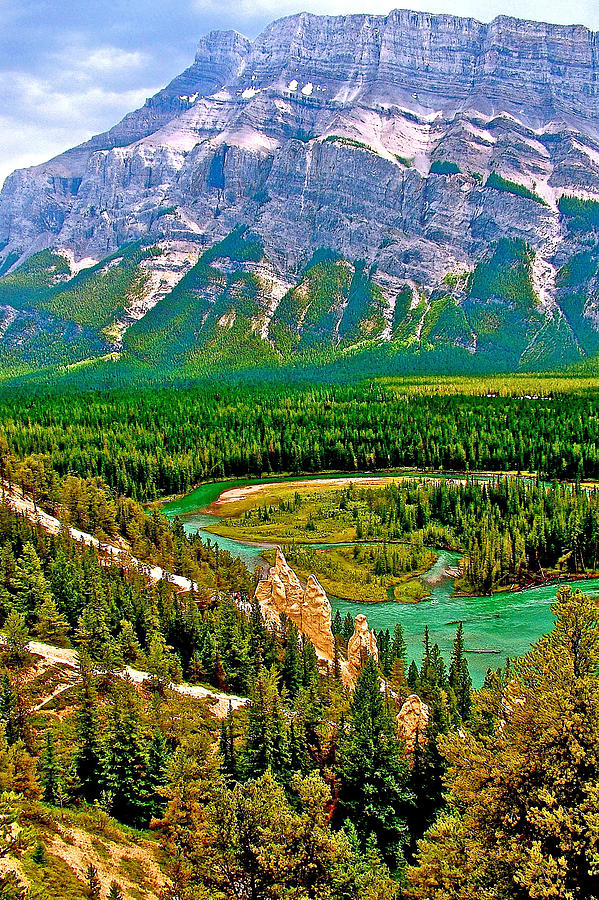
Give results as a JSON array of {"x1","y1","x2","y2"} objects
[
  {"x1": 396, "y1": 693, "x2": 430, "y2": 751},
  {"x1": 3, "y1": 10, "x2": 599, "y2": 281},
  {"x1": 347, "y1": 613, "x2": 379, "y2": 682},
  {"x1": 254, "y1": 571, "x2": 287, "y2": 628},
  {"x1": 254, "y1": 548, "x2": 334, "y2": 658},
  {"x1": 3, "y1": 10, "x2": 599, "y2": 365},
  {"x1": 301, "y1": 575, "x2": 334, "y2": 658}
]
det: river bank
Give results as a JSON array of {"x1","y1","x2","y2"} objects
[{"x1": 162, "y1": 473, "x2": 599, "y2": 684}]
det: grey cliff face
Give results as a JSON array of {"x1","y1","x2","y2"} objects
[{"x1": 2, "y1": 9, "x2": 599, "y2": 372}]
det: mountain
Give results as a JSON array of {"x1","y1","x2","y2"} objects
[{"x1": 3, "y1": 9, "x2": 599, "y2": 379}]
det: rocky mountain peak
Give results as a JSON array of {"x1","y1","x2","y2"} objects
[{"x1": 3, "y1": 8, "x2": 599, "y2": 377}]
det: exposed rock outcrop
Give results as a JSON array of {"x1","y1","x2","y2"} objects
[
  {"x1": 346, "y1": 614, "x2": 379, "y2": 683},
  {"x1": 301, "y1": 575, "x2": 334, "y2": 658},
  {"x1": 499, "y1": 680, "x2": 526, "y2": 730},
  {"x1": 396, "y1": 694, "x2": 430, "y2": 751},
  {"x1": 4, "y1": 10, "x2": 599, "y2": 370},
  {"x1": 254, "y1": 548, "x2": 334, "y2": 659}
]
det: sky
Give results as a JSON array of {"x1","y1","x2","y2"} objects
[{"x1": 1, "y1": 0, "x2": 599, "y2": 187}]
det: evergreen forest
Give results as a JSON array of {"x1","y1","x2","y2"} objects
[{"x1": 2, "y1": 374, "x2": 599, "y2": 898}]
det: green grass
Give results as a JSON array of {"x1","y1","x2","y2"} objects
[
  {"x1": 263, "y1": 543, "x2": 435, "y2": 603},
  {"x1": 378, "y1": 372, "x2": 599, "y2": 396},
  {"x1": 2, "y1": 795, "x2": 165, "y2": 900},
  {"x1": 430, "y1": 160, "x2": 461, "y2": 175},
  {"x1": 322, "y1": 135, "x2": 378, "y2": 154},
  {"x1": 21, "y1": 848, "x2": 88, "y2": 899},
  {"x1": 204, "y1": 478, "x2": 415, "y2": 544},
  {"x1": 485, "y1": 172, "x2": 549, "y2": 206},
  {"x1": 558, "y1": 195, "x2": 599, "y2": 231}
]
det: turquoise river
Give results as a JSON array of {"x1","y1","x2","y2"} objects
[{"x1": 163, "y1": 472, "x2": 599, "y2": 685}]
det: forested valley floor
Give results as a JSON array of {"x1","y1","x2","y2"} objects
[{"x1": 2, "y1": 375, "x2": 599, "y2": 899}]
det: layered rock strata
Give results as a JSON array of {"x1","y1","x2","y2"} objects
[{"x1": 3, "y1": 10, "x2": 599, "y2": 369}]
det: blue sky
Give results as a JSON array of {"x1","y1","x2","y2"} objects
[{"x1": 1, "y1": 0, "x2": 598, "y2": 186}]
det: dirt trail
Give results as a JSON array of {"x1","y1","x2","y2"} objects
[
  {"x1": 23, "y1": 639, "x2": 248, "y2": 715},
  {"x1": 1, "y1": 480, "x2": 196, "y2": 593},
  {"x1": 0, "y1": 481, "x2": 248, "y2": 715}
]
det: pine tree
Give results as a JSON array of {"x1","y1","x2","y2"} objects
[
  {"x1": 118, "y1": 619, "x2": 142, "y2": 664},
  {"x1": 339, "y1": 658, "x2": 413, "y2": 866},
  {"x1": 161, "y1": 764, "x2": 398, "y2": 900},
  {"x1": 343, "y1": 612, "x2": 354, "y2": 642},
  {"x1": 407, "y1": 660, "x2": 420, "y2": 694},
  {"x1": 219, "y1": 703, "x2": 237, "y2": 785},
  {"x1": 448, "y1": 622, "x2": 472, "y2": 722},
  {"x1": 32, "y1": 842, "x2": 46, "y2": 865},
  {"x1": 85, "y1": 864, "x2": 101, "y2": 900},
  {"x1": 333, "y1": 634, "x2": 342, "y2": 681},
  {"x1": 34, "y1": 595, "x2": 70, "y2": 646},
  {"x1": 147, "y1": 729, "x2": 170, "y2": 822},
  {"x1": 144, "y1": 631, "x2": 181, "y2": 687},
  {"x1": 0, "y1": 545, "x2": 16, "y2": 616},
  {"x1": 281, "y1": 624, "x2": 303, "y2": 696},
  {"x1": 13, "y1": 543, "x2": 51, "y2": 623},
  {"x1": 333, "y1": 609, "x2": 343, "y2": 637},
  {"x1": 242, "y1": 668, "x2": 290, "y2": 783},
  {"x1": 49, "y1": 547, "x2": 82, "y2": 628},
  {"x1": 3, "y1": 612, "x2": 30, "y2": 668},
  {"x1": 75, "y1": 657, "x2": 102, "y2": 803},
  {"x1": 301, "y1": 636, "x2": 319, "y2": 686},
  {"x1": 76, "y1": 598, "x2": 112, "y2": 661},
  {"x1": 101, "y1": 679, "x2": 151, "y2": 826},
  {"x1": 288, "y1": 719, "x2": 310, "y2": 775},
  {"x1": 419, "y1": 636, "x2": 448, "y2": 716},
  {"x1": 159, "y1": 735, "x2": 223, "y2": 898},
  {"x1": 213, "y1": 652, "x2": 227, "y2": 690},
  {"x1": 407, "y1": 689, "x2": 447, "y2": 847},
  {"x1": 41, "y1": 732, "x2": 60, "y2": 804},
  {"x1": 215, "y1": 594, "x2": 250, "y2": 693},
  {"x1": 389, "y1": 657, "x2": 409, "y2": 699},
  {"x1": 408, "y1": 587, "x2": 599, "y2": 900},
  {"x1": 247, "y1": 594, "x2": 267, "y2": 675},
  {"x1": 107, "y1": 882, "x2": 124, "y2": 900},
  {"x1": 0, "y1": 676, "x2": 19, "y2": 745},
  {"x1": 1, "y1": 740, "x2": 40, "y2": 798},
  {"x1": 389, "y1": 623, "x2": 407, "y2": 673}
]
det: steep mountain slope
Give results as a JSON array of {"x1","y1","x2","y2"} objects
[{"x1": 3, "y1": 9, "x2": 599, "y2": 376}]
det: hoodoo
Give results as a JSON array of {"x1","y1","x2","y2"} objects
[
  {"x1": 346, "y1": 613, "x2": 379, "y2": 683},
  {"x1": 254, "y1": 547, "x2": 335, "y2": 659},
  {"x1": 397, "y1": 694, "x2": 430, "y2": 751}
]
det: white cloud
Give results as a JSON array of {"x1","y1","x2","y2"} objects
[
  {"x1": 0, "y1": 71, "x2": 154, "y2": 126},
  {"x1": 46, "y1": 42, "x2": 150, "y2": 91},
  {"x1": 0, "y1": 73, "x2": 158, "y2": 187},
  {"x1": 83, "y1": 46, "x2": 148, "y2": 72},
  {"x1": 0, "y1": 32, "x2": 163, "y2": 187}
]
